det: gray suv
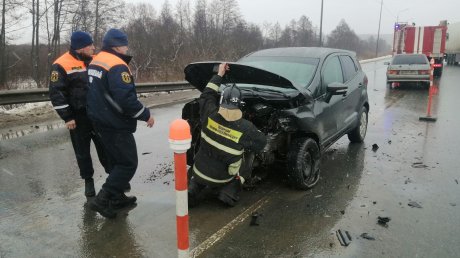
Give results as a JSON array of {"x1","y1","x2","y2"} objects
[{"x1": 182, "y1": 47, "x2": 369, "y2": 189}]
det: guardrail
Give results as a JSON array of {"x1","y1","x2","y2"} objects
[{"x1": 0, "y1": 81, "x2": 194, "y2": 105}]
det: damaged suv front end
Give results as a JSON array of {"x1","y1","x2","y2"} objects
[{"x1": 182, "y1": 47, "x2": 369, "y2": 190}]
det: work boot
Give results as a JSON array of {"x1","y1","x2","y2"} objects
[
  {"x1": 111, "y1": 192, "x2": 137, "y2": 209},
  {"x1": 218, "y1": 179, "x2": 241, "y2": 207},
  {"x1": 124, "y1": 183, "x2": 131, "y2": 192},
  {"x1": 85, "y1": 178, "x2": 96, "y2": 197},
  {"x1": 89, "y1": 189, "x2": 117, "y2": 219},
  {"x1": 188, "y1": 178, "x2": 205, "y2": 208}
]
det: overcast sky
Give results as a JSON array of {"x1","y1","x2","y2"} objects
[
  {"x1": 10, "y1": 0, "x2": 459, "y2": 44},
  {"x1": 133, "y1": 0, "x2": 459, "y2": 35}
]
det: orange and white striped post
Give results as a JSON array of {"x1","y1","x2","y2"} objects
[
  {"x1": 419, "y1": 58, "x2": 437, "y2": 122},
  {"x1": 169, "y1": 119, "x2": 191, "y2": 258}
]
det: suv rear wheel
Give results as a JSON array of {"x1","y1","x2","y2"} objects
[
  {"x1": 287, "y1": 137, "x2": 320, "y2": 190},
  {"x1": 347, "y1": 106, "x2": 368, "y2": 143}
]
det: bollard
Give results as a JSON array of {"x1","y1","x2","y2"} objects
[
  {"x1": 419, "y1": 58, "x2": 437, "y2": 122},
  {"x1": 169, "y1": 119, "x2": 192, "y2": 258}
]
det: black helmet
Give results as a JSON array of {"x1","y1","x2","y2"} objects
[{"x1": 220, "y1": 85, "x2": 245, "y2": 110}]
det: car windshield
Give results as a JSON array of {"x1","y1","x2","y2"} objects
[
  {"x1": 392, "y1": 55, "x2": 428, "y2": 65},
  {"x1": 239, "y1": 56, "x2": 319, "y2": 88}
]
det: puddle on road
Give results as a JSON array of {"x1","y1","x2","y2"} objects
[{"x1": 0, "y1": 122, "x2": 65, "y2": 140}]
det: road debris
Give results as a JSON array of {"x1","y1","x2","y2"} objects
[
  {"x1": 360, "y1": 233, "x2": 376, "y2": 240},
  {"x1": 450, "y1": 203, "x2": 456, "y2": 207},
  {"x1": 377, "y1": 216, "x2": 391, "y2": 227},
  {"x1": 405, "y1": 178, "x2": 413, "y2": 184},
  {"x1": 411, "y1": 162, "x2": 428, "y2": 168},
  {"x1": 336, "y1": 229, "x2": 352, "y2": 246},
  {"x1": 408, "y1": 201, "x2": 423, "y2": 208},
  {"x1": 388, "y1": 140, "x2": 392, "y2": 144},
  {"x1": 340, "y1": 210, "x2": 345, "y2": 215},
  {"x1": 314, "y1": 195, "x2": 322, "y2": 198},
  {"x1": 372, "y1": 144, "x2": 379, "y2": 152},
  {"x1": 250, "y1": 212, "x2": 261, "y2": 226},
  {"x1": 455, "y1": 179, "x2": 459, "y2": 185}
]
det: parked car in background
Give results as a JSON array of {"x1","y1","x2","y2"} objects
[
  {"x1": 385, "y1": 54, "x2": 431, "y2": 88},
  {"x1": 182, "y1": 47, "x2": 369, "y2": 190}
]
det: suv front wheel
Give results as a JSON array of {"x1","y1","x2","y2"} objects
[{"x1": 287, "y1": 137, "x2": 321, "y2": 190}]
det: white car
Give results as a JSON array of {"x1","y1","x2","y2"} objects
[{"x1": 385, "y1": 54, "x2": 430, "y2": 88}]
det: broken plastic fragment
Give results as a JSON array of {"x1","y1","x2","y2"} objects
[
  {"x1": 377, "y1": 216, "x2": 391, "y2": 227},
  {"x1": 336, "y1": 229, "x2": 352, "y2": 246},
  {"x1": 372, "y1": 144, "x2": 379, "y2": 152},
  {"x1": 408, "y1": 201, "x2": 423, "y2": 208},
  {"x1": 250, "y1": 212, "x2": 260, "y2": 226},
  {"x1": 360, "y1": 233, "x2": 375, "y2": 240},
  {"x1": 411, "y1": 162, "x2": 428, "y2": 168}
]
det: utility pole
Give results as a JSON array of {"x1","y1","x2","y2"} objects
[
  {"x1": 319, "y1": 0, "x2": 324, "y2": 47},
  {"x1": 375, "y1": 0, "x2": 383, "y2": 57}
]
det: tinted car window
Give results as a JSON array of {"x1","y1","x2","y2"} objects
[
  {"x1": 322, "y1": 56, "x2": 344, "y2": 87},
  {"x1": 239, "y1": 56, "x2": 319, "y2": 87},
  {"x1": 340, "y1": 55, "x2": 358, "y2": 82},
  {"x1": 392, "y1": 55, "x2": 428, "y2": 65}
]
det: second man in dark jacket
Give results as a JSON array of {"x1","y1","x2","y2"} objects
[{"x1": 87, "y1": 29, "x2": 154, "y2": 218}]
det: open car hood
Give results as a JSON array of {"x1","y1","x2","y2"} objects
[{"x1": 184, "y1": 62, "x2": 299, "y2": 92}]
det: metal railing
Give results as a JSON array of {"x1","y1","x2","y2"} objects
[{"x1": 0, "y1": 81, "x2": 194, "y2": 105}]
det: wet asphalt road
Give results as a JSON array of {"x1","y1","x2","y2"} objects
[{"x1": 1, "y1": 60, "x2": 460, "y2": 258}]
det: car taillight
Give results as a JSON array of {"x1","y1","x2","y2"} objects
[
  {"x1": 419, "y1": 70, "x2": 430, "y2": 75},
  {"x1": 433, "y1": 64, "x2": 442, "y2": 68},
  {"x1": 387, "y1": 70, "x2": 398, "y2": 75}
]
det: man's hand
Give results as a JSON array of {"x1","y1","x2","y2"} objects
[
  {"x1": 66, "y1": 120, "x2": 76, "y2": 130},
  {"x1": 218, "y1": 63, "x2": 230, "y2": 77},
  {"x1": 146, "y1": 116, "x2": 155, "y2": 128}
]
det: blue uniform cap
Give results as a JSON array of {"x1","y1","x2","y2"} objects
[
  {"x1": 103, "y1": 29, "x2": 129, "y2": 48},
  {"x1": 70, "y1": 31, "x2": 93, "y2": 50}
]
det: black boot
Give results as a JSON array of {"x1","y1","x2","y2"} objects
[
  {"x1": 85, "y1": 178, "x2": 96, "y2": 197},
  {"x1": 218, "y1": 178, "x2": 241, "y2": 207},
  {"x1": 89, "y1": 189, "x2": 117, "y2": 218},
  {"x1": 111, "y1": 193, "x2": 137, "y2": 209},
  {"x1": 124, "y1": 183, "x2": 131, "y2": 192},
  {"x1": 188, "y1": 178, "x2": 205, "y2": 208}
]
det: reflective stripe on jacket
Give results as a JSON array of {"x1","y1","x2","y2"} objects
[
  {"x1": 192, "y1": 75, "x2": 267, "y2": 186},
  {"x1": 86, "y1": 50, "x2": 150, "y2": 133}
]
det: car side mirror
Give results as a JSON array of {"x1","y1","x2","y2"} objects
[
  {"x1": 325, "y1": 82, "x2": 347, "y2": 103},
  {"x1": 384, "y1": 62, "x2": 390, "y2": 65},
  {"x1": 327, "y1": 82, "x2": 347, "y2": 95}
]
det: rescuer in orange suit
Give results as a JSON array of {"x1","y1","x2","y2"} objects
[{"x1": 49, "y1": 31, "x2": 109, "y2": 198}]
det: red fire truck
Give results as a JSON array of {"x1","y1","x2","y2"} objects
[{"x1": 393, "y1": 23, "x2": 447, "y2": 76}]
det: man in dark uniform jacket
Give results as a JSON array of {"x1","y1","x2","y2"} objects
[
  {"x1": 86, "y1": 29, "x2": 154, "y2": 218},
  {"x1": 49, "y1": 31, "x2": 108, "y2": 197},
  {"x1": 188, "y1": 63, "x2": 267, "y2": 207}
]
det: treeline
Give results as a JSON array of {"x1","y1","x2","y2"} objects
[{"x1": 0, "y1": 0, "x2": 390, "y2": 90}]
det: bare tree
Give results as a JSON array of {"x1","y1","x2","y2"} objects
[
  {"x1": 0, "y1": 0, "x2": 24, "y2": 88},
  {"x1": 326, "y1": 19, "x2": 360, "y2": 53}
]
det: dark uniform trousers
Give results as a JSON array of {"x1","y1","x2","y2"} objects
[
  {"x1": 69, "y1": 110, "x2": 109, "y2": 179},
  {"x1": 94, "y1": 129, "x2": 137, "y2": 195}
]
